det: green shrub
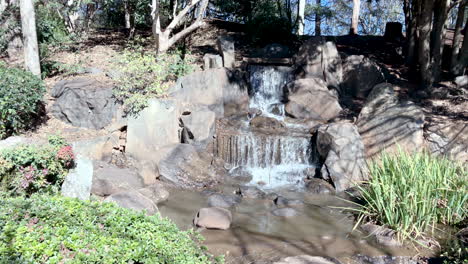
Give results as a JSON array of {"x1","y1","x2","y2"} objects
[
  {"x1": 0, "y1": 135, "x2": 74, "y2": 196},
  {"x1": 0, "y1": 195, "x2": 214, "y2": 263},
  {"x1": 0, "y1": 63, "x2": 46, "y2": 139},
  {"x1": 354, "y1": 150, "x2": 467, "y2": 242},
  {"x1": 113, "y1": 47, "x2": 195, "y2": 116}
]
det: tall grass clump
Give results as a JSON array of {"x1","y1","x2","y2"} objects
[{"x1": 355, "y1": 150, "x2": 467, "y2": 242}]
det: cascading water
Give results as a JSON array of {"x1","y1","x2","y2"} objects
[
  {"x1": 217, "y1": 65, "x2": 316, "y2": 189},
  {"x1": 248, "y1": 65, "x2": 292, "y2": 118}
]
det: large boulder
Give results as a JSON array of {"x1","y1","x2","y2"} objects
[
  {"x1": 285, "y1": 78, "x2": 342, "y2": 121},
  {"x1": 158, "y1": 144, "x2": 219, "y2": 188},
  {"x1": 105, "y1": 190, "x2": 159, "y2": 215},
  {"x1": 356, "y1": 83, "x2": 425, "y2": 158},
  {"x1": 50, "y1": 78, "x2": 118, "y2": 129},
  {"x1": 294, "y1": 37, "x2": 342, "y2": 88},
  {"x1": 180, "y1": 108, "x2": 216, "y2": 143},
  {"x1": 425, "y1": 121, "x2": 467, "y2": 163},
  {"x1": 170, "y1": 68, "x2": 249, "y2": 117},
  {"x1": 61, "y1": 156, "x2": 93, "y2": 200},
  {"x1": 316, "y1": 123, "x2": 369, "y2": 192},
  {"x1": 341, "y1": 55, "x2": 385, "y2": 98},
  {"x1": 72, "y1": 134, "x2": 118, "y2": 162},
  {"x1": 91, "y1": 163, "x2": 145, "y2": 197},
  {"x1": 207, "y1": 193, "x2": 241, "y2": 208},
  {"x1": 126, "y1": 98, "x2": 180, "y2": 166},
  {"x1": 194, "y1": 207, "x2": 232, "y2": 230}
]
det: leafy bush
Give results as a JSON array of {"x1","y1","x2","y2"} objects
[
  {"x1": 113, "y1": 47, "x2": 195, "y2": 115},
  {"x1": 0, "y1": 63, "x2": 46, "y2": 139},
  {"x1": 0, "y1": 135, "x2": 74, "y2": 196},
  {"x1": 0, "y1": 195, "x2": 214, "y2": 263},
  {"x1": 354, "y1": 150, "x2": 467, "y2": 242}
]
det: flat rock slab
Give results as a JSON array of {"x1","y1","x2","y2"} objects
[
  {"x1": 61, "y1": 156, "x2": 93, "y2": 200},
  {"x1": 105, "y1": 190, "x2": 158, "y2": 215},
  {"x1": 92, "y1": 163, "x2": 145, "y2": 197}
]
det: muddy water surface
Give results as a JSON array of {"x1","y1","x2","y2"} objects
[{"x1": 158, "y1": 188, "x2": 417, "y2": 264}]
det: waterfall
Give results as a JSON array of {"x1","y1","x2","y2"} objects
[
  {"x1": 214, "y1": 65, "x2": 317, "y2": 189},
  {"x1": 248, "y1": 65, "x2": 292, "y2": 117}
]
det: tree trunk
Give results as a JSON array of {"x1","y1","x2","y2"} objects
[
  {"x1": 315, "y1": 0, "x2": 321, "y2": 36},
  {"x1": 124, "y1": 0, "x2": 131, "y2": 29},
  {"x1": 152, "y1": 0, "x2": 209, "y2": 54},
  {"x1": 451, "y1": 16, "x2": 468, "y2": 75},
  {"x1": 450, "y1": 2, "x2": 466, "y2": 75},
  {"x1": 430, "y1": 0, "x2": 450, "y2": 82},
  {"x1": 417, "y1": 0, "x2": 435, "y2": 87},
  {"x1": 350, "y1": 0, "x2": 360, "y2": 35},
  {"x1": 19, "y1": 0, "x2": 41, "y2": 76},
  {"x1": 406, "y1": 0, "x2": 420, "y2": 66},
  {"x1": 298, "y1": 0, "x2": 305, "y2": 35}
]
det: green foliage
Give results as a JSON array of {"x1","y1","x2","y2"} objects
[
  {"x1": 353, "y1": 150, "x2": 467, "y2": 242},
  {"x1": 0, "y1": 136, "x2": 74, "y2": 196},
  {"x1": 0, "y1": 195, "x2": 215, "y2": 263},
  {"x1": 0, "y1": 63, "x2": 46, "y2": 139},
  {"x1": 441, "y1": 231, "x2": 468, "y2": 264},
  {"x1": 36, "y1": 2, "x2": 73, "y2": 47},
  {"x1": 113, "y1": 44, "x2": 195, "y2": 115}
]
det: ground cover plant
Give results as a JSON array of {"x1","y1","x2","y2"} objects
[
  {"x1": 0, "y1": 194, "x2": 216, "y2": 264},
  {"x1": 354, "y1": 150, "x2": 467, "y2": 242}
]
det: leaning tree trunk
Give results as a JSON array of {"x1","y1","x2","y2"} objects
[
  {"x1": 450, "y1": 2, "x2": 467, "y2": 75},
  {"x1": 417, "y1": 0, "x2": 435, "y2": 87},
  {"x1": 315, "y1": 0, "x2": 321, "y2": 36},
  {"x1": 430, "y1": 0, "x2": 450, "y2": 82},
  {"x1": 451, "y1": 17, "x2": 468, "y2": 76},
  {"x1": 152, "y1": 0, "x2": 209, "y2": 54},
  {"x1": 19, "y1": 0, "x2": 41, "y2": 76},
  {"x1": 350, "y1": 0, "x2": 360, "y2": 35},
  {"x1": 298, "y1": 0, "x2": 305, "y2": 35}
]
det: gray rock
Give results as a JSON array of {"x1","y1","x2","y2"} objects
[
  {"x1": 0, "y1": 136, "x2": 32, "y2": 151},
  {"x1": 229, "y1": 166, "x2": 253, "y2": 182},
  {"x1": 158, "y1": 144, "x2": 219, "y2": 188},
  {"x1": 272, "y1": 208, "x2": 299, "y2": 217},
  {"x1": 91, "y1": 163, "x2": 145, "y2": 197},
  {"x1": 194, "y1": 207, "x2": 232, "y2": 230},
  {"x1": 170, "y1": 68, "x2": 248, "y2": 117},
  {"x1": 217, "y1": 35, "x2": 235, "y2": 68},
  {"x1": 84, "y1": 67, "x2": 103, "y2": 74},
  {"x1": 255, "y1": 43, "x2": 292, "y2": 58},
  {"x1": 61, "y1": 156, "x2": 93, "y2": 200},
  {"x1": 180, "y1": 108, "x2": 216, "y2": 143},
  {"x1": 295, "y1": 37, "x2": 342, "y2": 88},
  {"x1": 316, "y1": 123, "x2": 369, "y2": 192},
  {"x1": 50, "y1": 78, "x2": 119, "y2": 129},
  {"x1": 203, "y1": 54, "x2": 223, "y2": 70},
  {"x1": 426, "y1": 121, "x2": 467, "y2": 163},
  {"x1": 285, "y1": 78, "x2": 343, "y2": 121},
  {"x1": 356, "y1": 83, "x2": 425, "y2": 158},
  {"x1": 104, "y1": 190, "x2": 158, "y2": 215},
  {"x1": 250, "y1": 115, "x2": 286, "y2": 131},
  {"x1": 454, "y1": 75, "x2": 468, "y2": 88},
  {"x1": 361, "y1": 223, "x2": 403, "y2": 247},
  {"x1": 274, "y1": 196, "x2": 304, "y2": 208},
  {"x1": 237, "y1": 186, "x2": 266, "y2": 199},
  {"x1": 207, "y1": 193, "x2": 241, "y2": 208},
  {"x1": 306, "y1": 178, "x2": 335, "y2": 195},
  {"x1": 137, "y1": 183, "x2": 169, "y2": 204},
  {"x1": 126, "y1": 99, "x2": 180, "y2": 166},
  {"x1": 274, "y1": 256, "x2": 337, "y2": 264},
  {"x1": 341, "y1": 55, "x2": 385, "y2": 98},
  {"x1": 72, "y1": 135, "x2": 118, "y2": 162}
]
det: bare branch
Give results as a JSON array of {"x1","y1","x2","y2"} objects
[{"x1": 167, "y1": 0, "x2": 202, "y2": 31}]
